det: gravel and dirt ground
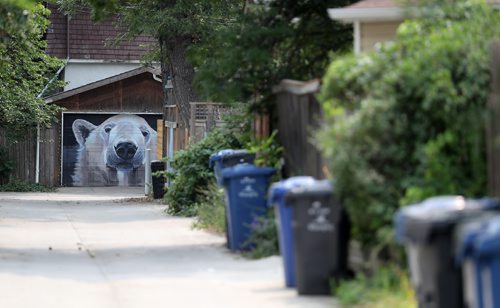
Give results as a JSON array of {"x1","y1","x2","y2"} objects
[{"x1": 0, "y1": 187, "x2": 336, "y2": 308}]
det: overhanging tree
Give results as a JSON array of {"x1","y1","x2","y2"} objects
[
  {"x1": 58, "y1": 0, "x2": 242, "y2": 129},
  {"x1": 191, "y1": 0, "x2": 355, "y2": 111},
  {"x1": 0, "y1": 2, "x2": 63, "y2": 139}
]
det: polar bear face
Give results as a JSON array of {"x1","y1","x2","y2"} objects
[{"x1": 72, "y1": 114, "x2": 157, "y2": 173}]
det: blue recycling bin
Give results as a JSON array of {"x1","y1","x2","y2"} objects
[
  {"x1": 209, "y1": 149, "x2": 256, "y2": 248},
  {"x1": 394, "y1": 196, "x2": 500, "y2": 308},
  {"x1": 268, "y1": 176, "x2": 315, "y2": 288},
  {"x1": 456, "y1": 215, "x2": 500, "y2": 308},
  {"x1": 209, "y1": 149, "x2": 255, "y2": 185},
  {"x1": 222, "y1": 164, "x2": 275, "y2": 251}
]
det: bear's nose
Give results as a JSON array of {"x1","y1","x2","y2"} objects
[{"x1": 115, "y1": 142, "x2": 137, "y2": 160}]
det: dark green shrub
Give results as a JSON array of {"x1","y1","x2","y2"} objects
[
  {"x1": 164, "y1": 129, "x2": 243, "y2": 215},
  {"x1": 0, "y1": 146, "x2": 14, "y2": 183},
  {"x1": 0, "y1": 178, "x2": 54, "y2": 192},
  {"x1": 318, "y1": 0, "x2": 499, "y2": 249}
]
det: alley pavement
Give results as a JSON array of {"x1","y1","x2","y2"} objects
[{"x1": 0, "y1": 187, "x2": 335, "y2": 308}]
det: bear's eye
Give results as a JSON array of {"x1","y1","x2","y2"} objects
[
  {"x1": 104, "y1": 126, "x2": 112, "y2": 133},
  {"x1": 142, "y1": 130, "x2": 149, "y2": 137}
]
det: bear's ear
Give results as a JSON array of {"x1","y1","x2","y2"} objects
[{"x1": 72, "y1": 119, "x2": 97, "y2": 146}]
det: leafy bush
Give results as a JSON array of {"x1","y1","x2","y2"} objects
[
  {"x1": 318, "y1": 0, "x2": 499, "y2": 249},
  {"x1": 164, "y1": 129, "x2": 244, "y2": 215},
  {"x1": 193, "y1": 181, "x2": 226, "y2": 233},
  {"x1": 0, "y1": 178, "x2": 55, "y2": 192},
  {"x1": 247, "y1": 130, "x2": 283, "y2": 170}
]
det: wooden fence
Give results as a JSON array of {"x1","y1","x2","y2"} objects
[
  {"x1": 273, "y1": 79, "x2": 326, "y2": 179},
  {"x1": 0, "y1": 125, "x2": 59, "y2": 186},
  {"x1": 189, "y1": 102, "x2": 233, "y2": 143}
]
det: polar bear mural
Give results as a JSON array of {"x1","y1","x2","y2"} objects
[{"x1": 71, "y1": 114, "x2": 157, "y2": 186}]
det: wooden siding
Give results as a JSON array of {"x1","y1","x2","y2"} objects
[
  {"x1": 54, "y1": 73, "x2": 163, "y2": 113},
  {"x1": 274, "y1": 80, "x2": 326, "y2": 179},
  {"x1": 360, "y1": 21, "x2": 400, "y2": 52}
]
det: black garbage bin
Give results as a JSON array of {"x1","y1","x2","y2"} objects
[
  {"x1": 394, "y1": 196, "x2": 500, "y2": 308},
  {"x1": 285, "y1": 179, "x2": 351, "y2": 295},
  {"x1": 151, "y1": 160, "x2": 166, "y2": 199}
]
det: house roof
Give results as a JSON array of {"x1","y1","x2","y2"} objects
[
  {"x1": 328, "y1": 0, "x2": 403, "y2": 22},
  {"x1": 46, "y1": 3, "x2": 157, "y2": 61},
  {"x1": 329, "y1": 0, "x2": 500, "y2": 23},
  {"x1": 44, "y1": 66, "x2": 161, "y2": 104},
  {"x1": 346, "y1": 0, "x2": 398, "y2": 9}
]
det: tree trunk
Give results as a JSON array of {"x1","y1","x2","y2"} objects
[{"x1": 160, "y1": 35, "x2": 198, "y2": 129}]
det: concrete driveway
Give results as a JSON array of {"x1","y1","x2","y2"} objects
[{"x1": 0, "y1": 188, "x2": 335, "y2": 308}]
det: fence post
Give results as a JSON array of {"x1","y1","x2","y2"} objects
[
  {"x1": 145, "y1": 149, "x2": 152, "y2": 196},
  {"x1": 487, "y1": 42, "x2": 500, "y2": 197}
]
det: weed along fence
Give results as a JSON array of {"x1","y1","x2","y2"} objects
[{"x1": 272, "y1": 79, "x2": 326, "y2": 179}]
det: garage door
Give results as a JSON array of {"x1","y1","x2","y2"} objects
[{"x1": 62, "y1": 113, "x2": 162, "y2": 187}]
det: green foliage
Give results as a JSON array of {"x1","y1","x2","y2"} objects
[
  {"x1": 59, "y1": 0, "x2": 240, "y2": 42},
  {"x1": 0, "y1": 146, "x2": 14, "y2": 182},
  {"x1": 247, "y1": 130, "x2": 283, "y2": 170},
  {"x1": 318, "y1": 0, "x2": 497, "y2": 249},
  {"x1": 192, "y1": 0, "x2": 354, "y2": 108},
  {"x1": 0, "y1": 178, "x2": 55, "y2": 192},
  {"x1": 0, "y1": 3, "x2": 63, "y2": 139},
  {"x1": 333, "y1": 266, "x2": 416, "y2": 308},
  {"x1": 242, "y1": 210, "x2": 279, "y2": 259},
  {"x1": 163, "y1": 128, "x2": 243, "y2": 216},
  {"x1": 192, "y1": 181, "x2": 226, "y2": 233}
]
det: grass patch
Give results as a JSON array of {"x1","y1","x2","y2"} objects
[
  {"x1": 334, "y1": 265, "x2": 416, "y2": 308},
  {"x1": 242, "y1": 211, "x2": 279, "y2": 259},
  {"x1": 0, "y1": 178, "x2": 55, "y2": 192},
  {"x1": 192, "y1": 182, "x2": 226, "y2": 233}
]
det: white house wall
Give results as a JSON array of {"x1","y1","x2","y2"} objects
[
  {"x1": 64, "y1": 61, "x2": 143, "y2": 90},
  {"x1": 360, "y1": 21, "x2": 401, "y2": 52}
]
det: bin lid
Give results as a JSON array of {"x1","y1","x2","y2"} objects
[
  {"x1": 394, "y1": 196, "x2": 500, "y2": 244},
  {"x1": 221, "y1": 150, "x2": 254, "y2": 160},
  {"x1": 456, "y1": 216, "x2": 500, "y2": 262},
  {"x1": 151, "y1": 160, "x2": 164, "y2": 166},
  {"x1": 209, "y1": 149, "x2": 234, "y2": 168},
  {"x1": 268, "y1": 176, "x2": 316, "y2": 206},
  {"x1": 221, "y1": 164, "x2": 275, "y2": 180},
  {"x1": 284, "y1": 179, "x2": 334, "y2": 201}
]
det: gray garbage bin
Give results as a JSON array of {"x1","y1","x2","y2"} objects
[
  {"x1": 285, "y1": 179, "x2": 351, "y2": 295},
  {"x1": 394, "y1": 196, "x2": 500, "y2": 308}
]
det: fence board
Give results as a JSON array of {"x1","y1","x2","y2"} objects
[{"x1": 273, "y1": 79, "x2": 325, "y2": 179}]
